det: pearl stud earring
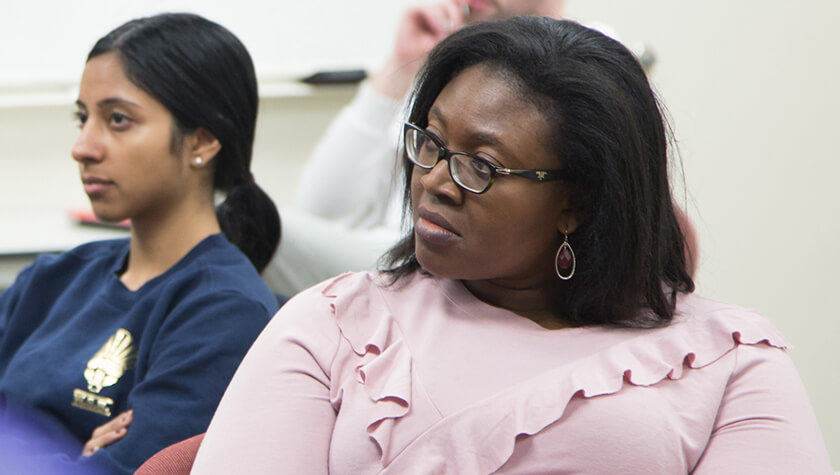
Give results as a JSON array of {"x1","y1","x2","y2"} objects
[{"x1": 194, "y1": 157, "x2": 203, "y2": 165}]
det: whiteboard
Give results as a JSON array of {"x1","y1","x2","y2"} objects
[{"x1": 0, "y1": 0, "x2": 419, "y2": 86}]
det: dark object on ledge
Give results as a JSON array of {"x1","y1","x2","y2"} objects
[{"x1": 301, "y1": 69, "x2": 367, "y2": 85}]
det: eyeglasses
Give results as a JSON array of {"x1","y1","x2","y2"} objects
[{"x1": 403, "y1": 123, "x2": 570, "y2": 194}]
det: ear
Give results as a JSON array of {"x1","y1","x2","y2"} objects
[
  {"x1": 555, "y1": 187, "x2": 582, "y2": 235},
  {"x1": 556, "y1": 208, "x2": 580, "y2": 236},
  {"x1": 186, "y1": 128, "x2": 221, "y2": 169}
]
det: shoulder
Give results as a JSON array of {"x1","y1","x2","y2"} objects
[
  {"x1": 66, "y1": 237, "x2": 129, "y2": 257},
  {"x1": 146, "y1": 286, "x2": 275, "y2": 359},
  {"x1": 303, "y1": 270, "x2": 436, "y2": 326},
  {"x1": 261, "y1": 271, "x2": 415, "y2": 346},
  {"x1": 670, "y1": 293, "x2": 789, "y2": 350},
  {"x1": 285, "y1": 270, "x2": 428, "y2": 308},
  {"x1": 25, "y1": 238, "x2": 127, "y2": 273},
  {"x1": 162, "y1": 235, "x2": 279, "y2": 316},
  {"x1": 3, "y1": 238, "x2": 127, "y2": 297},
  {"x1": 677, "y1": 295, "x2": 798, "y2": 379},
  {"x1": 275, "y1": 271, "x2": 385, "y2": 325},
  {"x1": 553, "y1": 293, "x2": 792, "y2": 392},
  {"x1": 137, "y1": 237, "x2": 278, "y2": 345}
]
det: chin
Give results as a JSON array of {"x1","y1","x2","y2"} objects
[
  {"x1": 415, "y1": 250, "x2": 450, "y2": 278},
  {"x1": 89, "y1": 205, "x2": 129, "y2": 224},
  {"x1": 416, "y1": 250, "x2": 477, "y2": 281}
]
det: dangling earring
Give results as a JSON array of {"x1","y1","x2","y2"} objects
[
  {"x1": 555, "y1": 232, "x2": 575, "y2": 280},
  {"x1": 193, "y1": 156, "x2": 203, "y2": 165}
]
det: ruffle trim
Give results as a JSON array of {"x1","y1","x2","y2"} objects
[
  {"x1": 324, "y1": 273, "x2": 789, "y2": 474},
  {"x1": 323, "y1": 272, "x2": 413, "y2": 462}
]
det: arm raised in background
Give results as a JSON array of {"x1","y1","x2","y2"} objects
[
  {"x1": 370, "y1": 0, "x2": 466, "y2": 100},
  {"x1": 297, "y1": 1, "x2": 465, "y2": 229},
  {"x1": 296, "y1": 84, "x2": 404, "y2": 228}
]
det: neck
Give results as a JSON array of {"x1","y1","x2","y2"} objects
[
  {"x1": 120, "y1": 196, "x2": 220, "y2": 291},
  {"x1": 462, "y1": 277, "x2": 566, "y2": 329}
]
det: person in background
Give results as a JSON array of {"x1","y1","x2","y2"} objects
[
  {"x1": 0, "y1": 13, "x2": 280, "y2": 474},
  {"x1": 193, "y1": 18, "x2": 829, "y2": 473}
]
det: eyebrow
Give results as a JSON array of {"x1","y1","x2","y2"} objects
[
  {"x1": 430, "y1": 105, "x2": 515, "y2": 159},
  {"x1": 75, "y1": 97, "x2": 141, "y2": 109},
  {"x1": 430, "y1": 105, "x2": 447, "y2": 126}
]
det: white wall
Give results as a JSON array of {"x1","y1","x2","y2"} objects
[
  {"x1": 1, "y1": 0, "x2": 837, "y2": 465},
  {"x1": 0, "y1": 0, "x2": 408, "y2": 85}
]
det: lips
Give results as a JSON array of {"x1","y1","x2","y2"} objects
[
  {"x1": 418, "y1": 208, "x2": 459, "y2": 234},
  {"x1": 415, "y1": 207, "x2": 461, "y2": 246},
  {"x1": 81, "y1": 176, "x2": 115, "y2": 197}
]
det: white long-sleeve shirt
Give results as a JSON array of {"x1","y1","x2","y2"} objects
[
  {"x1": 264, "y1": 84, "x2": 408, "y2": 295},
  {"x1": 297, "y1": 82, "x2": 405, "y2": 230}
]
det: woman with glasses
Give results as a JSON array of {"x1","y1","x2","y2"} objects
[
  {"x1": 194, "y1": 17, "x2": 830, "y2": 473},
  {"x1": 0, "y1": 13, "x2": 280, "y2": 473}
]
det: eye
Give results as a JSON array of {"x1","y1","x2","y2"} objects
[
  {"x1": 74, "y1": 111, "x2": 88, "y2": 128},
  {"x1": 420, "y1": 136, "x2": 439, "y2": 155},
  {"x1": 469, "y1": 157, "x2": 492, "y2": 179},
  {"x1": 109, "y1": 112, "x2": 132, "y2": 129}
]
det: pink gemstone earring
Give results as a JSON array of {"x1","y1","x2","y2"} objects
[{"x1": 555, "y1": 232, "x2": 575, "y2": 280}]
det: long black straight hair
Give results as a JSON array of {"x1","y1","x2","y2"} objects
[
  {"x1": 88, "y1": 13, "x2": 280, "y2": 273},
  {"x1": 383, "y1": 17, "x2": 694, "y2": 328}
]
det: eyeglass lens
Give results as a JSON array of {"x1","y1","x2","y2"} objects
[{"x1": 405, "y1": 127, "x2": 493, "y2": 193}]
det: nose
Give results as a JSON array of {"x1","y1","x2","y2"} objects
[
  {"x1": 71, "y1": 121, "x2": 105, "y2": 164},
  {"x1": 418, "y1": 159, "x2": 463, "y2": 205}
]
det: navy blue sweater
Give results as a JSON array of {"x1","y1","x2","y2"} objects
[{"x1": 0, "y1": 234, "x2": 278, "y2": 474}]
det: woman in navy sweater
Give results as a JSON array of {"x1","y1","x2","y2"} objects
[{"x1": 0, "y1": 13, "x2": 281, "y2": 474}]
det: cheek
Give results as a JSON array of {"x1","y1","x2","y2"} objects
[
  {"x1": 117, "y1": 129, "x2": 184, "y2": 196},
  {"x1": 472, "y1": 191, "x2": 560, "y2": 254},
  {"x1": 409, "y1": 169, "x2": 423, "y2": 214},
  {"x1": 135, "y1": 124, "x2": 181, "y2": 169}
]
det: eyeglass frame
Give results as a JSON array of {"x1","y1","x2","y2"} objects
[{"x1": 403, "y1": 122, "x2": 571, "y2": 194}]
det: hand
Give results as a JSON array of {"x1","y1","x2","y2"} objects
[
  {"x1": 81, "y1": 409, "x2": 133, "y2": 457},
  {"x1": 371, "y1": 0, "x2": 467, "y2": 99}
]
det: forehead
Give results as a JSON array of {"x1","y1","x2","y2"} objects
[
  {"x1": 429, "y1": 65, "x2": 555, "y2": 166},
  {"x1": 77, "y1": 52, "x2": 159, "y2": 109},
  {"x1": 437, "y1": 65, "x2": 523, "y2": 111}
]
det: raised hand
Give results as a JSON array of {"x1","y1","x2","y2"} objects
[{"x1": 371, "y1": 0, "x2": 467, "y2": 99}]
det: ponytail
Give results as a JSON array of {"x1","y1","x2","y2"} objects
[{"x1": 216, "y1": 178, "x2": 280, "y2": 274}]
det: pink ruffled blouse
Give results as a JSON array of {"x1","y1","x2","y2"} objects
[{"x1": 193, "y1": 271, "x2": 831, "y2": 474}]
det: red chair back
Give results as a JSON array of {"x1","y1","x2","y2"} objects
[{"x1": 135, "y1": 433, "x2": 205, "y2": 475}]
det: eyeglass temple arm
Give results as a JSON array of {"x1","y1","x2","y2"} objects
[{"x1": 495, "y1": 168, "x2": 569, "y2": 182}]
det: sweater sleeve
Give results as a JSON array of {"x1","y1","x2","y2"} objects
[
  {"x1": 192, "y1": 286, "x2": 342, "y2": 474},
  {"x1": 297, "y1": 82, "x2": 404, "y2": 229},
  {"x1": 693, "y1": 344, "x2": 832, "y2": 474},
  {"x1": 81, "y1": 290, "x2": 274, "y2": 474},
  {"x1": 0, "y1": 263, "x2": 36, "y2": 351}
]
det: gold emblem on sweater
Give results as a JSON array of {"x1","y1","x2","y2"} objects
[{"x1": 72, "y1": 328, "x2": 137, "y2": 417}]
